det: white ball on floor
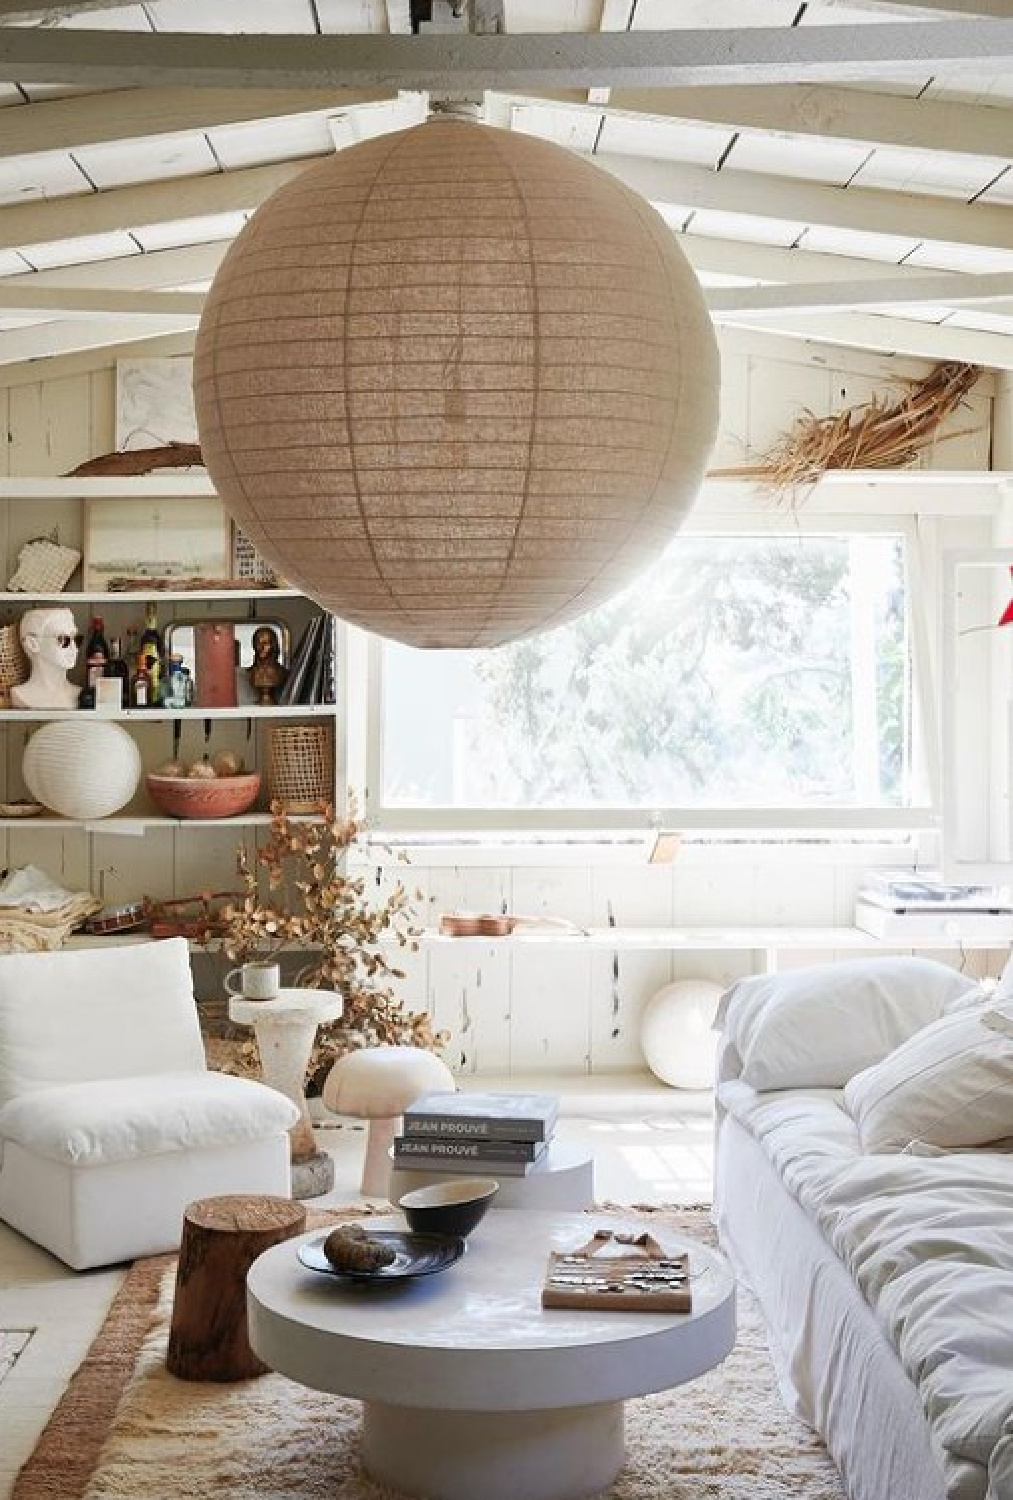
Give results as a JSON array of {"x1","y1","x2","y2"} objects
[{"x1": 641, "y1": 979, "x2": 724, "y2": 1090}]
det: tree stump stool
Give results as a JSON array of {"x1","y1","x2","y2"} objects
[{"x1": 166, "y1": 1194, "x2": 306, "y2": 1381}]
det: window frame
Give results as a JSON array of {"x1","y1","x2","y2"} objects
[{"x1": 349, "y1": 480, "x2": 995, "y2": 837}]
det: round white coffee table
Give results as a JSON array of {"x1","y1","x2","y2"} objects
[
  {"x1": 247, "y1": 1208, "x2": 735, "y2": 1500},
  {"x1": 388, "y1": 1138, "x2": 595, "y2": 1210}
]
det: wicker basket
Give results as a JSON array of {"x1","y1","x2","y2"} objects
[
  {"x1": 0, "y1": 621, "x2": 29, "y2": 708},
  {"x1": 266, "y1": 724, "x2": 334, "y2": 812}
]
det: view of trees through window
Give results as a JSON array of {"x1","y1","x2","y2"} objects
[{"x1": 382, "y1": 533, "x2": 910, "y2": 812}]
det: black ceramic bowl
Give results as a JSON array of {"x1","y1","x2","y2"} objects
[{"x1": 398, "y1": 1177, "x2": 500, "y2": 1239}]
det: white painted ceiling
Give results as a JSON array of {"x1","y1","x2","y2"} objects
[{"x1": 0, "y1": 0, "x2": 1011, "y2": 371}]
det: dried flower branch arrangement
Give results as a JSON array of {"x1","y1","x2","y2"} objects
[
  {"x1": 220, "y1": 800, "x2": 444, "y2": 1089},
  {"x1": 710, "y1": 360, "x2": 981, "y2": 498}
]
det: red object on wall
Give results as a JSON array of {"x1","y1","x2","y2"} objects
[
  {"x1": 193, "y1": 622, "x2": 237, "y2": 707},
  {"x1": 998, "y1": 567, "x2": 1013, "y2": 627}
]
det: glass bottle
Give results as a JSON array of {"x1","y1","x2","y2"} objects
[
  {"x1": 138, "y1": 603, "x2": 163, "y2": 705},
  {"x1": 84, "y1": 616, "x2": 110, "y2": 689},
  {"x1": 106, "y1": 636, "x2": 130, "y2": 710},
  {"x1": 130, "y1": 661, "x2": 150, "y2": 709}
]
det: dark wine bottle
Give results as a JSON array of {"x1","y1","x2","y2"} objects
[
  {"x1": 84, "y1": 616, "x2": 110, "y2": 689},
  {"x1": 106, "y1": 636, "x2": 130, "y2": 710}
]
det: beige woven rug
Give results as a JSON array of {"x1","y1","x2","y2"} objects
[{"x1": 14, "y1": 1207, "x2": 845, "y2": 1500}]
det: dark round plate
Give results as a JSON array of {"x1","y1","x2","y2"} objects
[{"x1": 297, "y1": 1229, "x2": 465, "y2": 1282}]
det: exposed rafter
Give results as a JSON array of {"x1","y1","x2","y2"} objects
[
  {"x1": 1, "y1": 25, "x2": 1013, "y2": 90},
  {"x1": 714, "y1": 306, "x2": 1013, "y2": 367},
  {"x1": 494, "y1": 83, "x2": 1013, "y2": 163},
  {"x1": 707, "y1": 270, "x2": 1013, "y2": 314},
  {"x1": 0, "y1": 86, "x2": 394, "y2": 161},
  {"x1": 597, "y1": 152, "x2": 1013, "y2": 253},
  {"x1": 0, "y1": 285, "x2": 203, "y2": 318},
  {"x1": 0, "y1": 161, "x2": 301, "y2": 254}
]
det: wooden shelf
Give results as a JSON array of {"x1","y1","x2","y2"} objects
[
  {"x1": 0, "y1": 704, "x2": 333, "y2": 721},
  {"x1": 0, "y1": 812, "x2": 285, "y2": 830},
  {"x1": 420, "y1": 924, "x2": 1008, "y2": 953},
  {"x1": 0, "y1": 589, "x2": 300, "y2": 604}
]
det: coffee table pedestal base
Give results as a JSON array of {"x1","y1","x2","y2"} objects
[{"x1": 361, "y1": 1399, "x2": 624, "y2": 1500}]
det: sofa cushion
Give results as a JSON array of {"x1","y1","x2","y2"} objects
[
  {"x1": 844, "y1": 1003, "x2": 1013, "y2": 1153},
  {"x1": 0, "y1": 1071, "x2": 299, "y2": 1166},
  {"x1": 0, "y1": 939, "x2": 205, "y2": 1105},
  {"x1": 719, "y1": 956, "x2": 980, "y2": 1091}
]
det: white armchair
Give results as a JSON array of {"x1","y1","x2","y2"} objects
[{"x1": 0, "y1": 938, "x2": 299, "y2": 1269}]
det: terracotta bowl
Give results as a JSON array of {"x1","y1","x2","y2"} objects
[{"x1": 145, "y1": 771, "x2": 261, "y2": 820}]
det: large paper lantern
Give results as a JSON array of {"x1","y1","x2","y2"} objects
[{"x1": 194, "y1": 119, "x2": 719, "y2": 649}]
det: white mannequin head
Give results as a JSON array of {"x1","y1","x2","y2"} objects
[{"x1": 12, "y1": 607, "x2": 81, "y2": 709}]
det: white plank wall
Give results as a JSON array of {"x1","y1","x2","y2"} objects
[{"x1": 0, "y1": 336, "x2": 1001, "y2": 1077}]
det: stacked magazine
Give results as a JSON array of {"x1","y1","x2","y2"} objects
[{"x1": 393, "y1": 1091, "x2": 559, "y2": 1177}]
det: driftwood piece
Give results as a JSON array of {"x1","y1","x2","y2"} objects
[
  {"x1": 166, "y1": 1194, "x2": 306, "y2": 1382},
  {"x1": 64, "y1": 443, "x2": 204, "y2": 477}
]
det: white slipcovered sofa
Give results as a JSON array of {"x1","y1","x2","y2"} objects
[
  {"x1": 0, "y1": 938, "x2": 299, "y2": 1269},
  {"x1": 714, "y1": 956, "x2": 1013, "y2": 1500}
]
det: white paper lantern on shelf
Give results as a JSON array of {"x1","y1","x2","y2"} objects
[
  {"x1": 23, "y1": 720, "x2": 141, "y2": 820},
  {"x1": 194, "y1": 117, "x2": 720, "y2": 649},
  {"x1": 641, "y1": 979, "x2": 724, "y2": 1091}
]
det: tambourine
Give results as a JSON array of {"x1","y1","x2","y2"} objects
[{"x1": 83, "y1": 902, "x2": 148, "y2": 936}]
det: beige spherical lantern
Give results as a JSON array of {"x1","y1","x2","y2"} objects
[{"x1": 195, "y1": 119, "x2": 719, "y2": 649}]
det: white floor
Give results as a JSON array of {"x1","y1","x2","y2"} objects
[{"x1": 0, "y1": 1072, "x2": 713, "y2": 1499}]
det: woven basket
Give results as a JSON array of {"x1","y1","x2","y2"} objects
[
  {"x1": 0, "y1": 622, "x2": 29, "y2": 697},
  {"x1": 266, "y1": 724, "x2": 334, "y2": 813}
]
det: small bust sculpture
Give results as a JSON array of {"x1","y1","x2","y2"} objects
[
  {"x1": 11, "y1": 607, "x2": 81, "y2": 710},
  {"x1": 247, "y1": 624, "x2": 288, "y2": 706}
]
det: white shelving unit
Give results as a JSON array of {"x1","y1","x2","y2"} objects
[{"x1": 0, "y1": 475, "x2": 341, "y2": 914}]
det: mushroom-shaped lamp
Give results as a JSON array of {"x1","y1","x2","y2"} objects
[{"x1": 322, "y1": 1045, "x2": 455, "y2": 1197}]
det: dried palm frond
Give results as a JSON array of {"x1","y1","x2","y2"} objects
[{"x1": 710, "y1": 361, "x2": 982, "y2": 498}]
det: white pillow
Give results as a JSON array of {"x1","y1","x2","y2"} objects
[
  {"x1": 844, "y1": 1003, "x2": 1013, "y2": 1153},
  {"x1": 719, "y1": 956, "x2": 980, "y2": 1091}
]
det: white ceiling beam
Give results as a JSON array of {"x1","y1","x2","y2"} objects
[
  {"x1": 0, "y1": 86, "x2": 394, "y2": 161},
  {"x1": 714, "y1": 306, "x2": 1013, "y2": 367},
  {"x1": 597, "y1": 152, "x2": 1013, "y2": 252},
  {"x1": 0, "y1": 0, "x2": 122, "y2": 15},
  {"x1": 810, "y1": 0, "x2": 1013, "y2": 17},
  {"x1": 512, "y1": 83, "x2": 1013, "y2": 162},
  {"x1": 3, "y1": 24, "x2": 1013, "y2": 90},
  {"x1": 0, "y1": 160, "x2": 301, "y2": 254},
  {"x1": 0, "y1": 240, "x2": 230, "y2": 291},
  {"x1": 588, "y1": 0, "x2": 637, "y2": 106},
  {"x1": 0, "y1": 284, "x2": 202, "y2": 318},
  {"x1": 0, "y1": 315, "x2": 199, "y2": 366},
  {"x1": 679, "y1": 235, "x2": 950, "y2": 287},
  {"x1": 708, "y1": 269, "x2": 1013, "y2": 314}
]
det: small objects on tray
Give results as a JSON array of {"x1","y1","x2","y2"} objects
[{"x1": 322, "y1": 1225, "x2": 398, "y2": 1274}]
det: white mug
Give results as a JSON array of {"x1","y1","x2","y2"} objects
[{"x1": 225, "y1": 961, "x2": 281, "y2": 1001}]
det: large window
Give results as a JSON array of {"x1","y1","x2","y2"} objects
[{"x1": 378, "y1": 528, "x2": 920, "y2": 828}]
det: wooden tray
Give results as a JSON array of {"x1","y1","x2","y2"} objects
[{"x1": 542, "y1": 1228, "x2": 691, "y2": 1313}]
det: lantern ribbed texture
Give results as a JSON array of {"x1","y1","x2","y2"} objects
[
  {"x1": 22, "y1": 719, "x2": 142, "y2": 820},
  {"x1": 195, "y1": 119, "x2": 719, "y2": 649}
]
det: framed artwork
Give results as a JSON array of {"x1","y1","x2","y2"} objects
[
  {"x1": 83, "y1": 496, "x2": 230, "y2": 590},
  {"x1": 115, "y1": 356, "x2": 197, "y2": 450}
]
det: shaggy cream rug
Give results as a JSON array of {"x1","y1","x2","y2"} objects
[{"x1": 15, "y1": 1207, "x2": 845, "y2": 1500}]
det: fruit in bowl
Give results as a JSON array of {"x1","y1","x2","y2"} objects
[{"x1": 145, "y1": 770, "x2": 261, "y2": 820}]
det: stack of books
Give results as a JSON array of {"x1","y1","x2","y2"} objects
[
  {"x1": 854, "y1": 871, "x2": 1013, "y2": 940},
  {"x1": 393, "y1": 1091, "x2": 559, "y2": 1177}
]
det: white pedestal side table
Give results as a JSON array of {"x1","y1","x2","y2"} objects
[
  {"x1": 248, "y1": 1208, "x2": 736, "y2": 1500},
  {"x1": 228, "y1": 988, "x2": 342, "y2": 1200}
]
